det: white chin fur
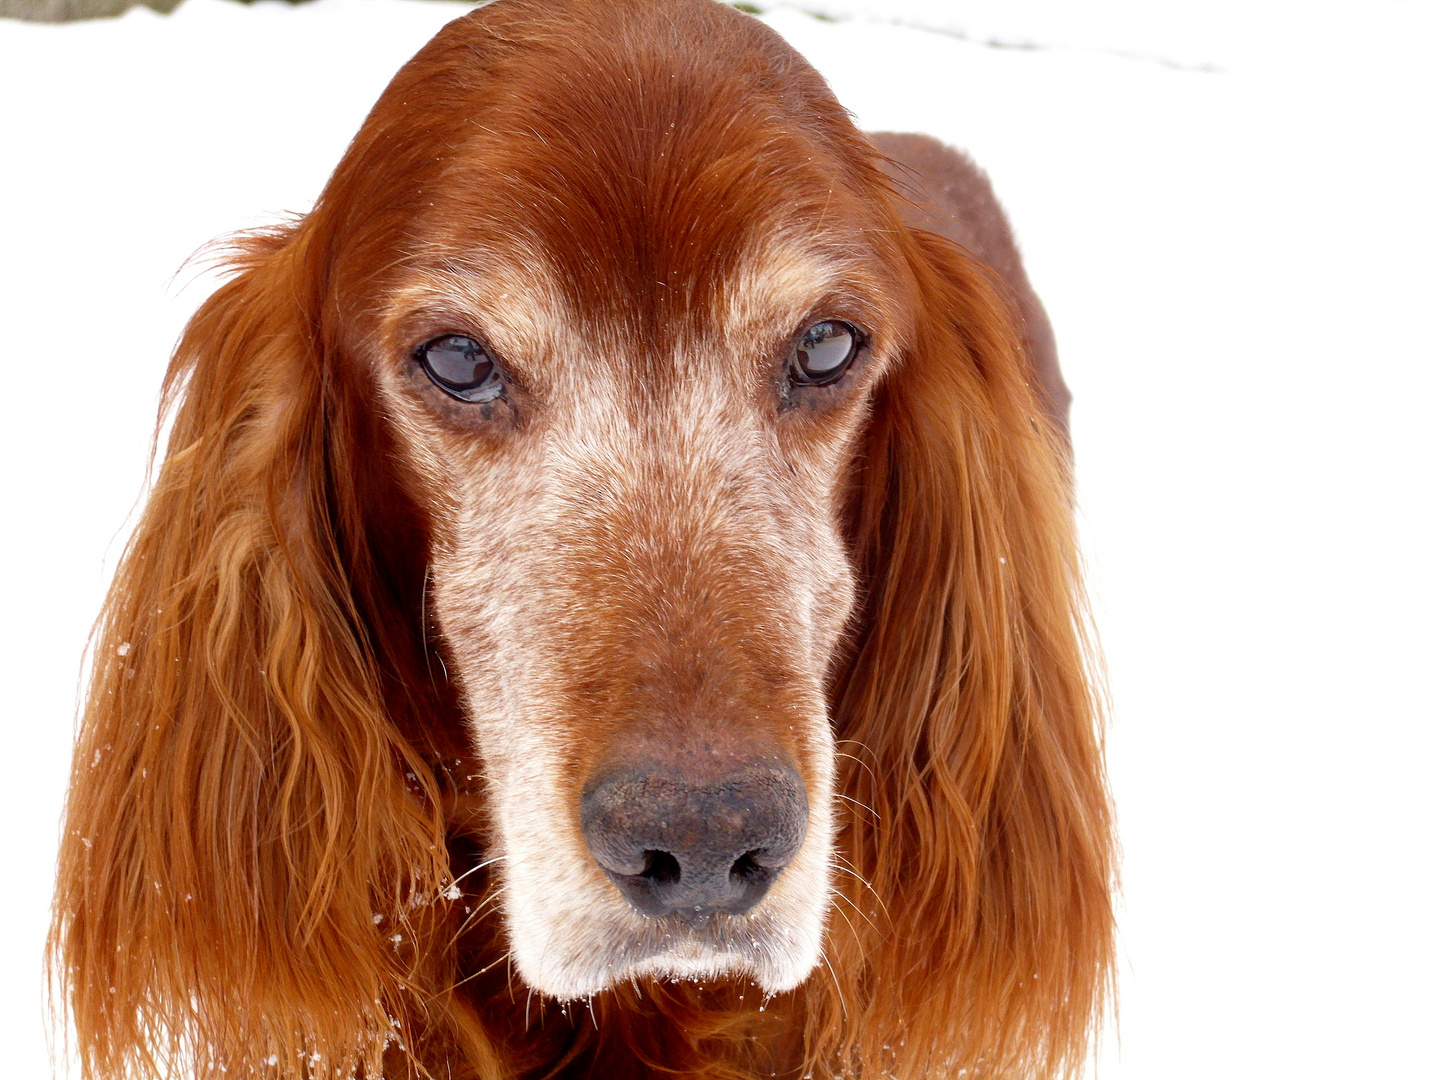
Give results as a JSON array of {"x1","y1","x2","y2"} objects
[
  {"x1": 509, "y1": 895, "x2": 828, "y2": 1000},
  {"x1": 493, "y1": 772, "x2": 835, "y2": 1001}
]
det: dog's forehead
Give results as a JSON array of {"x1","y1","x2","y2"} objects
[{"x1": 363, "y1": 0, "x2": 900, "y2": 344}]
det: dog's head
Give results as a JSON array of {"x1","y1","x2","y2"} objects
[
  {"x1": 52, "y1": 2, "x2": 1113, "y2": 1077},
  {"x1": 330, "y1": 0, "x2": 916, "y2": 997}
]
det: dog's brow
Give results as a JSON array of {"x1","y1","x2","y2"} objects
[
  {"x1": 388, "y1": 255, "x2": 571, "y2": 360},
  {"x1": 725, "y1": 240, "x2": 874, "y2": 323},
  {"x1": 393, "y1": 238, "x2": 884, "y2": 368}
]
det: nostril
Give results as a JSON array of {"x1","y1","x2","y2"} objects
[
  {"x1": 729, "y1": 850, "x2": 765, "y2": 885},
  {"x1": 640, "y1": 849, "x2": 681, "y2": 886}
]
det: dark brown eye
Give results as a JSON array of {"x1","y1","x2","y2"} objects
[
  {"x1": 791, "y1": 321, "x2": 860, "y2": 385},
  {"x1": 417, "y1": 334, "x2": 503, "y2": 402}
]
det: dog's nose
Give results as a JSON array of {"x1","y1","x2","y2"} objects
[{"x1": 580, "y1": 761, "x2": 808, "y2": 918}]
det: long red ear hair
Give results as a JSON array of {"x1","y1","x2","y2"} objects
[
  {"x1": 809, "y1": 227, "x2": 1116, "y2": 1078},
  {"x1": 47, "y1": 228, "x2": 481, "y2": 1080}
]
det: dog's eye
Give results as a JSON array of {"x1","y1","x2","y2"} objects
[
  {"x1": 790, "y1": 321, "x2": 860, "y2": 385},
  {"x1": 417, "y1": 334, "x2": 503, "y2": 402}
]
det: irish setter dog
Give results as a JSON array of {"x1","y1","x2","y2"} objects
[{"x1": 51, "y1": 1, "x2": 1113, "y2": 1077}]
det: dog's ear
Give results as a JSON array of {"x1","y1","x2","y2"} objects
[
  {"x1": 49, "y1": 228, "x2": 461, "y2": 1080},
  {"x1": 817, "y1": 229, "x2": 1115, "y2": 1078}
]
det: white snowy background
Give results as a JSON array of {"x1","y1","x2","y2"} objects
[{"x1": 2, "y1": 0, "x2": 1437, "y2": 1076}]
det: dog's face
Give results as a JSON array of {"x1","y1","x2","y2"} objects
[{"x1": 326, "y1": 1, "x2": 912, "y2": 998}]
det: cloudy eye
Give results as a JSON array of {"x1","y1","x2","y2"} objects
[
  {"x1": 416, "y1": 334, "x2": 503, "y2": 403},
  {"x1": 791, "y1": 321, "x2": 860, "y2": 385}
]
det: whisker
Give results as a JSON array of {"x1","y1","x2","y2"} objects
[
  {"x1": 420, "y1": 564, "x2": 435, "y2": 687},
  {"x1": 826, "y1": 890, "x2": 865, "y2": 939},
  {"x1": 451, "y1": 854, "x2": 506, "y2": 888},
  {"x1": 828, "y1": 883, "x2": 882, "y2": 934},
  {"x1": 833, "y1": 740, "x2": 880, "y2": 760},
  {"x1": 833, "y1": 792, "x2": 880, "y2": 820},
  {"x1": 818, "y1": 948, "x2": 849, "y2": 1022},
  {"x1": 828, "y1": 859, "x2": 890, "y2": 919},
  {"x1": 445, "y1": 886, "x2": 508, "y2": 951},
  {"x1": 442, "y1": 949, "x2": 513, "y2": 996}
]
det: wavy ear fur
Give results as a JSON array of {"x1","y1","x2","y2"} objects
[
  {"x1": 48, "y1": 229, "x2": 468, "y2": 1080},
  {"x1": 810, "y1": 229, "x2": 1115, "y2": 1078}
]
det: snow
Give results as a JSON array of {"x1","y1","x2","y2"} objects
[
  {"x1": 2, "y1": 1, "x2": 1437, "y2": 1076},
  {"x1": 743, "y1": 0, "x2": 1432, "y2": 71}
]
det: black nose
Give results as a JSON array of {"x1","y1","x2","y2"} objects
[{"x1": 580, "y1": 761, "x2": 808, "y2": 918}]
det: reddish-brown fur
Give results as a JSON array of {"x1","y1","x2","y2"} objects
[{"x1": 50, "y1": 1, "x2": 1114, "y2": 1077}]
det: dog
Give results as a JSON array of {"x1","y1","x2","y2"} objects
[{"x1": 51, "y1": 1, "x2": 1113, "y2": 1077}]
